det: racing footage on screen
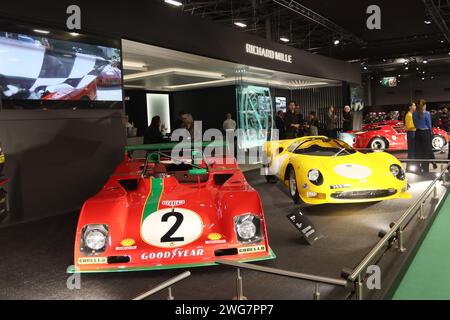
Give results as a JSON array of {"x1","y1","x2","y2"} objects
[{"x1": 0, "y1": 32, "x2": 123, "y2": 102}]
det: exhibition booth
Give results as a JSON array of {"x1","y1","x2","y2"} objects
[{"x1": 0, "y1": 0, "x2": 449, "y2": 302}]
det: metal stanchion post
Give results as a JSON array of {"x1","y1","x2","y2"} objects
[
  {"x1": 234, "y1": 268, "x2": 247, "y2": 300},
  {"x1": 313, "y1": 283, "x2": 321, "y2": 300},
  {"x1": 432, "y1": 185, "x2": 439, "y2": 200},
  {"x1": 167, "y1": 287, "x2": 174, "y2": 300},
  {"x1": 355, "y1": 275, "x2": 364, "y2": 300},
  {"x1": 418, "y1": 201, "x2": 425, "y2": 220},
  {"x1": 397, "y1": 228, "x2": 406, "y2": 252}
]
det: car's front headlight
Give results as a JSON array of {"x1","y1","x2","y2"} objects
[
  {"x1": 308, "y1": 169, "x2": 323, "y2": 186},
  {"x1": 234, "y1": 214, "x2": 263, "y2": 244},
  {"x1": 81, "y1": 224, "x2": 109, "y2": 253},
  {"x1": 390, "y1": 164, "x2": 405, "y2": 180}
]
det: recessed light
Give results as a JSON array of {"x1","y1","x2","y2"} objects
[
  {"x1": 363, "y1": 66, "x2": 368, "y2": 70},
  {"x1": 234, "y1": 22, "x2": 247, "y2": 28},
  {"x1": 421, "y1": 77, "x2": 425, "y2": 80},
  {"x1": 423, "y1": 59, "x2": 428, "y2": 64},
  {"x1": 405, "y1": 66, "x2": 409, "y2": 70},
  {"x1": 280, "y1": 37, "x2": 290, "y2": 43},
  {"x1": 333, "y1": 39, "x2": 340, "y2": 45},
  {"x1": 164, "y1": 0, "x2": 183, "y2": 6},
  {"x1": 33, "y1": 29, "x2": 50, "y2": 34},
  {"x1": 424, "y1": 20, "x2": 432, "y2": 25}
]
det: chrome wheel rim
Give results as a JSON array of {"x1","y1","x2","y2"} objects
[
  {"x1": 289, "y1": 170, "x2": 297, "y2": 197},
  {"x1": 432, "y1": 136, "x2": 444, "y2": 150},
  {"x1": 371, "y1": 139, "x2": 385, "y2": 150}
]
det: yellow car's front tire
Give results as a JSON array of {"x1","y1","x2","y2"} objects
[{"x1": 287, "y1": 167, "x2": 302, "y2": 205}]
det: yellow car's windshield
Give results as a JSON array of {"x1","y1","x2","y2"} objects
[{"x1": 293, "y1": 138, "x2": 356, "y2": 157}]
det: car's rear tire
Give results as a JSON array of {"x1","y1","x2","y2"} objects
[
  {"x1": 287, "y1": 167, "x2": 302, "y2": 205},
  {"x1": 432, "y1": 135, "x2": 446, "y2": 151},
  {"x1": 369, "y1": 137, "x2": 387, "y2": 151}
]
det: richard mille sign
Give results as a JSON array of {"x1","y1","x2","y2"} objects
[{"x1": 245, "y1": 44, "x2": 293, "y2": 64}]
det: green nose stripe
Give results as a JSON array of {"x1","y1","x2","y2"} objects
[{"x1": 142, "y1": 178, "x2": 164, "y2": 223}]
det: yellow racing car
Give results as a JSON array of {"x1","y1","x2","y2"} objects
[{"x1": 263, "y1": 136, "x2": 410, "y2": 205}]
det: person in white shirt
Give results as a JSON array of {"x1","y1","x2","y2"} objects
[{"x1": 223, "y1": 113, "x2": 237, "y2": 131}]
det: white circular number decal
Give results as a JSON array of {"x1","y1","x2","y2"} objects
[{"x1": 141, "y1": 208, "x2": 204, "y2": 248}]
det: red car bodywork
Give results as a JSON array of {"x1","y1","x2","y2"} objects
[
  {"x1": 348, "y1": 122, "x2": 449, "y2": 150},
  {"x1": 96, "y1": 65, "x2": 122, "y2": 87},
  {"x1": 42, "y1": 78, "x2": 97, "y2": 101},
  {"x1": 73, "y1": 146, "x2": 274, "y2": 273}
]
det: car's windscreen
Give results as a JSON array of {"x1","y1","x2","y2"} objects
[{"x1": 293, "y1": 139, "x2": 356, "y2": 156}]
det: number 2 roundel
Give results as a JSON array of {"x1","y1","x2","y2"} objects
[{"x1": 141, "y1": 208, "x2": 204, "y2": 248}]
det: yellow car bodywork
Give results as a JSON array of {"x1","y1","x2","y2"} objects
[{"x1": 264, "y1": 136, "x2": 410, "y2": 205}]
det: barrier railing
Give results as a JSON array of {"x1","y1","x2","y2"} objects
[
  {"x1": 345, "y1": 161, "x2": 450, "y2": 300},
  {"x1": 132, "y1": 271, "x2": 191, "y2": 300},
  {"x1": 216, "y1": 259, "x2": 349, "y2": 300}
]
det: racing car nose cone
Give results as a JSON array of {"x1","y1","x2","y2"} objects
[{"x1": 334, "y1": 164, "x2": 372, "y2": 179}]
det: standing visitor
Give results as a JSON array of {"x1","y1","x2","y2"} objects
[
  {"x1": 284, "y1": 101, "x2": 300, "y2": 139},
  {"x1": 342, "y1": 105, "x2": 353, "y2": 132},
  {"x1": 144, "y1": 116, "x2": 164, "y2": 145},
  {"x1": 223, "y1": 113, "x2": 237, "y2": 132},
  {"x1": 413, "y1": 100, "x2": 433, "y2": 174},
  {"x1": 305, "y1": 112, "x2": 319, "y2": 136},
  {"x1": 405, "y1": 102, "x2": 416, "y2": 172},
  {"x1": 275, "y1": 111, "x2": 286, "y2": 140},
  {"x1": 326, "y1": 106, "x2": 338, "y2": 138}
]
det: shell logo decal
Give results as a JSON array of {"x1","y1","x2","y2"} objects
[
  {"x1": 207, "y1": 233, "x2": 223, "y2": 241},
  {"x1": 120, "y1": 238, "x2": 136, "y2": 247}
]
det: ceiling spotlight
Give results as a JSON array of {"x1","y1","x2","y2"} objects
[
  {"x1": 424, "y1": 19, "x2": 432, "y2": 25},
  {"x1": 164, "y1": 0, "x2": 183, "y2": 6},
  {"x1": 234, "y1": 21, "x2": 247, "y2": 28},
  {"x1": 421, "y1": 77, "x2": 425, "y2": 80},
  {"x1": 441, "y1": 40, "x2": 445, "y2": 43},
  {"x1": 280, "y1": 37, "x2": 290, "y2": 43},
  {"x1": 405, "y1": 66, "x2": 409, "y2": 70},
  {"x1": 33, "y1": 29, "x2": 50, "y2": 34},
  {"x1": 333, "y1": 39, "x2": 340, "y2": 45},
  {"x1": 423, "y1": 59, "x2": 428, "y2": 64},
  {"x1": 363, "y1": 66, "x2": 368, "y2": 70}
]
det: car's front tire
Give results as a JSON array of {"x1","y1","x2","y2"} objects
[
  {"x1": 369, "y1": 137, "x2": 387, "y2": 151},
  {"x1": 432, "y1": 135, "x2": 446, "y2": 151},
  {"x1": 287, "y1": 167, "x2": 302, "y2": 205}
]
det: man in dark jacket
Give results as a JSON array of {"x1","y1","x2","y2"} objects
[
  {"x1": 284, "y1": 101, "x2": 300, "y2": 139},
  {"x1": 342, "y1": 105, "x2": 353, "y2": 132}
]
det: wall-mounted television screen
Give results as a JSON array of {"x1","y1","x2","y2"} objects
[{"x1": 0, "y1": 30, "x2": 123, "y2": 109}]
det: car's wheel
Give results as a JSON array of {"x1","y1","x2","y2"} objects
[
  {"x1": 265, "y1": 175, "x2": 278, "y2": 184},
  {"x1": 369, "y1": 137, "x2": 387, "y2": 151},
  {"x1": 432, "y1": 135, "x2": 446, "y2": 151},
  {"x1": 287, "y1": 167, "x2": 302, "y2": 205}
]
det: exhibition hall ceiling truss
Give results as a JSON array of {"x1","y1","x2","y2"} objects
[{"x1": 174, "y1": 0, "x2": 450, "y2": 78}]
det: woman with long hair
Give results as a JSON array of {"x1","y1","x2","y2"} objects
[
  {"x1": 144, "y1": 116, "x2": 164, "y2": 145},
  {"x1": 412, "y1": 99, "x2": 433, "y2": 173}
]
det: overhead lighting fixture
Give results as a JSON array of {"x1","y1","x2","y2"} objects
[
  {"x1": 123, "y1": 60, "x2": 148, "y2": 71},
  {"x1": 33, "y1": 29, "x2": 50, "y2": 34},
  {"x1": 124, "y1": 68, "x2": 225, "y2": 81},
  {"x1": 405, "y1": 66, "x2": 409, "y2": 70},
  {"x1": 423, "y1": 59, "x2": 428, "y2": 64},
  {"x1": 333, "y1": 39, "x2": 340, "y2": 46},
  {"x1": 69, "y1": 32, "x2": 80, "y2": 37},
  {"x1": 164, "y1": 0, "x2": 183, "y2": 7},
  {"x1": 421, "y1": 77, "x2": 425, "y2": 80},
  {"x1": 363, "y1": 66, "x2": 368, "y2": 70},
  {"x1": 280, "y1": 37, "x2": 290, "y2": 43},
  {"x1": 234, "y1": 22, "x2": 247, "y2": 28},
  {"x1": 424, "y1": 19, "x2": 432, "y2": 25}
]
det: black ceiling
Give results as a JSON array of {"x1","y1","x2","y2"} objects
[{"x1": 175, "y1": 0, "x2": 450, "y2": 63}]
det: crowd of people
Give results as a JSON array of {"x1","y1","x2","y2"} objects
[{"x1": 274, "y1": 100, "x2": 353, "y2": 140}]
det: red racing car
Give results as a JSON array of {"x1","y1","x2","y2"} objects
[
  {"x1": 344, "y1": 121, "x2": 448, "y2": 151},
  {"x1": 96, "y1": 65, "x2": 122, "y2": 87},
  {"x1": 41, "y1": 76, "x2": 98, "y2": 101},
  {"x1": 72, "y1": 142, "x2": 275, "y2": 273}
]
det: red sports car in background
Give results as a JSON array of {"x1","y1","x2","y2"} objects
[
  {"x1": 96, "y1": 65, "x2": 122, "y2": 87},
  {"x1": 343, "y1": 122, "x2": 448, "y2": 151},
  {"x1": 71, "y1": 142, "x2": 274, "y2": 273}
]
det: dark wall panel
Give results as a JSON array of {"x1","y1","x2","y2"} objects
[
  {"x1": 0, "y1": 111, "x2": 126, "y2": 227},
  {"x1": 171, "y1": 86, "x2": 237, "y2": 132}
]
